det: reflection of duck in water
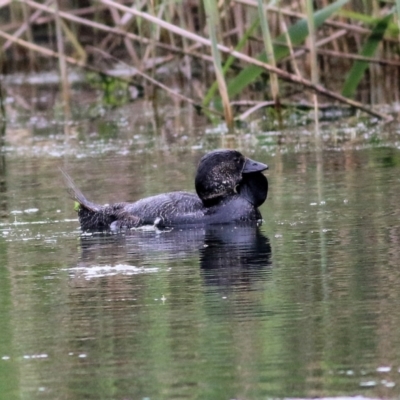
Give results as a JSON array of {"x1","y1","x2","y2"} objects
[
  {"x1": 62, "y1": 149, "x2": 268, "y2": 231},
  {"x1": 200, "y1": 225, "x2": 272, "y2": 290},
  {"x1": 76, "y1": 224, "x2": 271, "y2": 289}
]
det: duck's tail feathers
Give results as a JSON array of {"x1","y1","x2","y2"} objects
[{"x1": 60, "y1": 168, "x2": 101, "y2": 212}]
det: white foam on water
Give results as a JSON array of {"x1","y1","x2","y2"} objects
[
  {"x1": 67, "y1": 264, "x2": 159, "y2": 279},
  {"x1": 24, "y1": 208, "x2": 39, "y2": 213}
]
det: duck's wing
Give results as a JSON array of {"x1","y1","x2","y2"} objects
[{"x1": 124, "y1": 191, "x2": 204, "y2": 226}]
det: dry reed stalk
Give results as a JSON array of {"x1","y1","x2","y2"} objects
[
  {"x1": 0, "y1": 27, "x2": 222, "y2": 117},
  {"x1": 238, "y1": 100, "x2": 275, "y2": 119},
  {"x1": 204, "y1": 0, "x2": 233, "y2": 129},
  {"x1": 236, "y1": 99, "x2": 348, "y2": 120},
  {"x1": 396, "y1": 0, "x2": 400, "y2": 44},
  {"x1": 203, "y1": 17, "x2": 260, "y2": 108},
  {"x1": 257, "y1": 0, "x2": 281, "y2": 116},
  {"x1": 176, "y1": 4, "x2": 193, "y2": 81},
  {"x1": 235, "y1": 0, "x2": 398, "y2": 44},
  {"x1": 279, "y1": 10, "x2": 301, "y2": 76},
  {"x1": 90, "y1": 47, "x2": 223, "y2": 117},
  {"x1": 232, "y1": 99, "x2": 340, "y2": 108},
  {"x1": 9, "y1": 0, "x2": 20, "y2": 71},
  {"x1": 0, "y1": 79, "x2": 5, "y2": 121},
  {"x1": 164, "y1": 4, "x2": 176, "y2": 54},
  {"x1": 54, "y1": 0, "x2": 70, "y2": 118},
  {"x1": 3, "y1": 0, "x2": 396, "y2": 120},
  {"x1": 33, "y1": 1, "x2": 132, "y2": 25},
  {"x1": 23, "y1": 0, "x2": 213, "y2": 65},
  {"x1": 142, "y1": 2, "x2": 160, "y2": 70},
  {"x1": 61, "y1": 19, "x2": 87, "y2": 62},
  {"x1": 100, "y1": 0, "x2": 392, "y2": 120},
  {"x1": 0, "y1": 22, "x2": 23, "y2": 33},
  {"x1": 287, "y1": 29, "x2": 347, "y2": 63},
  {"x1": 299, "y1": 46, "x2": 400, "y2": 67},
  {"x1": 324, "y1": 18, "x2": 396, "y2": 43},
  {"x1": 22, "y1": 0, "x2": 164, "y2": 53},
  {"x1": 87, "y1": 44, "x2": 175, "y2": 73},
  {"x1": 2, "y1": 0, "x2": 46, "y2": 51},
  {"x1": 107, "y1": 5, "x2": 141, "y2": 66},
  {"x1": 233, "y1": 3, "x2": 246, "y2": 50},
  {"x1": 304, "y1": 0, "x2": 319, "y2": 133},
  {"x1": 21, "y1": 1, "x2": 36, "y2": 70}
]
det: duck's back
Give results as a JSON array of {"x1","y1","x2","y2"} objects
[{"x1": 122, "y1": 191, "x2": 205, "y2": 227}]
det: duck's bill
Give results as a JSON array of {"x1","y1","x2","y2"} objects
[{"x1": 242, "y1": 157, "x2": 268, "y2": 173}]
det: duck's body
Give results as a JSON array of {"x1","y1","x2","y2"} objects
[{"x1": 63, "y1": 150, "x2": 269, "y2": 231}]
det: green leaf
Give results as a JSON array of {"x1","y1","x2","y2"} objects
[
  {"x1": 227, "y1": 0, "x2": 349, "y2": 98},
  {"x1": 338, "y1": 10, "x2": 377, "y2": 25},
  {"x1": 342, "y1": 12, "x2": 393, "y2": 99}
]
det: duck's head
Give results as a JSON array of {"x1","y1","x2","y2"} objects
[{"x1": 195, "y1": 149, "x2": 268, "y2": 206}]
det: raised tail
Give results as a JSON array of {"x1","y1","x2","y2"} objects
[
  {"x1": 61, "y1": 168, "x2": 142, "y2": 231},
  {"x1": 60, "y1": 168, "x2": 101, "y2": 212}
]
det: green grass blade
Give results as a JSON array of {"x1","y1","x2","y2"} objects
[
  {"x1": 342, "y1": 12, "x2": 393, "y2": 98},
  {"x1": 227, "y1": 0, "x2": 349, "y2": 98}
]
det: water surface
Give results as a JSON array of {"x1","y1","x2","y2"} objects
[{"x1": 1, "y1": 112, "x2": 400, "y2": 399}]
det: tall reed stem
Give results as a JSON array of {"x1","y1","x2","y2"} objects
[
  {"x1": 257, "y1": 0, "x2": 282, "y2": 124},
  {"x1": 54, "y1": 0, "x2": 71, "y2": 119},
  {"x1": 204, "y1": 0, "x2": 234, "y2": 129},
  {"x1": 21, "y1": 1, "x2": 36, "y2": 71},
  {"x1": 305, "y1": 0, "x2": 319, "y2": 134},
  {"x1": 0, "y1": 79, "x2": 5, "y2": 122}
]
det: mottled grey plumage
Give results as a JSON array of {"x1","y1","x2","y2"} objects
[{"x1": 62, "y1": 149, "x2": 269, "y2": 231}]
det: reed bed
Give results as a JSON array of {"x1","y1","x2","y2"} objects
[{"x1": 1, "y1": 0, "x2": 399, "y2": 126}]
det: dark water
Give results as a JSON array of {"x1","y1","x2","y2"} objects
[{"x1": 1, "y1": 124, "x2": 400, "y2": 399}]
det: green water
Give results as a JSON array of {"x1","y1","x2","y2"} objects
[{"x1": 1, "y1": 103, "x2": 400, "y2": 399}]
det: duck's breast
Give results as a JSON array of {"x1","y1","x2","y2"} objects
[{"x1": 204, "y1": 195, "x2": 261, "y2": 224}]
